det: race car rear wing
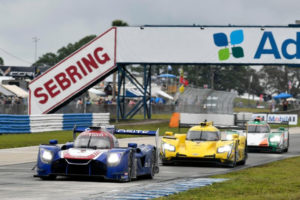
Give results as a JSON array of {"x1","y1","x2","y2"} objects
[{"x1": 72, "y1": 125, "x2": 157, "y2": 137}]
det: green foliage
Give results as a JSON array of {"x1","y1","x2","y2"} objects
[
  {"x1": 32, "y1": 35, "x2": 96, "y2": 67},
  {"x1": 56, "y1": 35, "x2": 97, "y2": 61},
  {"x1": 33, "y1": 52, "x2": 58, "y2": 67},
  {"x1": 177, "y1": 65, "x2": 263, "y2": 96},
  {"x1": 112, "y1": 19, "x2": 128, "y2": 26},
  {"x1": 259, "y1": 66, "x2": 300, "y2": 97},
  {"x1": 0, "y1": 57, "x2": 4, "y2": 65},
  {"x1": 32, "y1": 19, "x2": 129, "y2": 68},
  {"x1": 158, "y1": 156, "x2": 300, "y2": 200}
]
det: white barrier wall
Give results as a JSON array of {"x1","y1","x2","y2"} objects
[
  {"x1": 180, "y1": 113, "x2": 235, "y2": 126},
  {"x1": 0, "y1": 113, "x2": 110, "y2": 134},
  {"x1": 30, "y1": 114, "x2": 63, "y2": 132}
]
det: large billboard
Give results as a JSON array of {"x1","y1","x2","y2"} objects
[
  {"x1": 117, "y1": 26, "x2": 300, "y2": 64},
  {"x1": 29, "y1": 28, "x2": 116, "y2": 114},
  {"x1": 29, "y1": 25, "x2": 300, "y2": 114}
]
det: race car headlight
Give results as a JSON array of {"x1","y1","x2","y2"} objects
[
  {"x1": 217, "y1": 145, "x2": 232, "y2": 153},
  {"x1": 162, "y1": 143, "x2": 176, "y2": 152},
  {"x1": 107, "y1": 153, "x2": 122, "y2": 166},
  {"x1": 226, "y1": 135, "x2": 233, "y2": 141},
  {"x1": 270, "y1": 136, "x2": 281, "y2": 143},
  {"x1": 40, "y1": 149, "x2": 53, "y2": 164}
]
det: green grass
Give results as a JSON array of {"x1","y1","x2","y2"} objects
[
  {"x1": 0, "y1": 131, "x2": 73, "y2": 149},
  {"x1": 234, "y1": 97, "x2": 270, "y2": 113},
  {"x1": 234, "y1": 107, "x2": 270, "y2": 113},
  {"x1": 0, "y1": 121, "x2": 189, "y2": 149},
  {"x1": 157, "y1": 156, "x2": 300, "y2": 200},
  {"x1": 131, "y1": 114, "x2": 172, "y2": 120}
]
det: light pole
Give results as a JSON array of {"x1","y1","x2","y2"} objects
[
  {"x1": 32, "y1": 37, "x2": 39, "y2": 62},
  {"x1": 248, "y1": 75, "x2": 253, "y2": 106}
]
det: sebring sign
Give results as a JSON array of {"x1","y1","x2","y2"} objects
[{"x1": 29, "y1": 28, "x2": 116, "y2": 114}]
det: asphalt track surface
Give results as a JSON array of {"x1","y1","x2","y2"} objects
[{"x1": 1, "y1": 134, "x2": 300, "y2": 200}]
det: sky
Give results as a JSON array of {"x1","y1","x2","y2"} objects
[{"x1": 1, "y1": 0, "x2": 300, "y2": 66}]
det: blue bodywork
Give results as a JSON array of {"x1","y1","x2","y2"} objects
[{"x1": 35, "y1": 128, "x2": 158, "y2": 182}]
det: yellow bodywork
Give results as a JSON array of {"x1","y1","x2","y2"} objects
[{"x1": 160, "y1": 122, "x2": 247, "y2": 167}]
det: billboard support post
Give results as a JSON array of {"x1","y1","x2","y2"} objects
[{"x1": 116, "y1": 64, "x2": 152, "y2": 121}]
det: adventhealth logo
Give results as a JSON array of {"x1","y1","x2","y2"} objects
[
  {"x1": 254, "y1": 32, "x2": 300, "y2": 59},
  {"x1": 213, "y1": 29, "x2": 244, "y2": 61}
]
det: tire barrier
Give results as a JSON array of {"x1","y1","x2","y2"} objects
[{"x1": 0, "y1": 113, "x2": 110, "y2": 134}]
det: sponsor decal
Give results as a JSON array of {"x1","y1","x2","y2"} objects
[
  {"x1": 213, "y1": 29, "x2": 244, "y2": 61},
  {"x1": 267, "y1": 114, "x2": 298, "y2": 125},
  {"x1": 254, "y1": 32, "x2": 300, "y2": 59},
  {"x1": 62, "y1": 148, "x2": 107, "y2": 160},
  {"x1": 213, "y1": 29, "x2": 300, "y2": 61},
  {"x1": 252, "y1": 114, "x2": 297, "y2": 125}
]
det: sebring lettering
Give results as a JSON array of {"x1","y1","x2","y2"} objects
[
  {"x1": 34, "y1": 47, "x2": 110, "y2": 104},
  {"x1": 254, "y1": 32, "x2": 300, "y2": 59}
]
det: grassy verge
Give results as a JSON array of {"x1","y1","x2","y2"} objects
[
  {"x1": 0, "y1": 121, "x2": 189, "y2": 149},
  {"x1": 158, "y1": 156, "x2": 300, "y2": 200},
  {"x1": 234, "y1": 107, "x2": 270, "y2": 113}
]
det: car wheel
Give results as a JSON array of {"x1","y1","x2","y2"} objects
[
  {"x1": 128, "y1": 153, "x2": 134, "y2": 182},
  {"x1": 284, "y1": 133, "x2": 289, "y2": 153},
  {"x1": 238, "y1": 149, "x2": 247, "y2": 165},
  {"x1": 122, "y1": 152, "x2": 133, "y2": 182},
  {"x1": 145, "y1": 151, "x2": 156, "y2": 179},
  {"x1": 227, "y1": 147, "x2": 237, "y2": 168}
]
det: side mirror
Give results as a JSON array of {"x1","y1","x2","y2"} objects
[
  {"x1": 49, "y1": 139, "x2": 58, "y2": 145},
  {"x1": 165, "y1": 131, "x2": 174, "y2": 136}
]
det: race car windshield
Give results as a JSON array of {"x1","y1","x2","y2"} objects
[
  {"x1": 74, "y1": 135, "x2": 111, "y2": 149},
  {"x1": 248, "y1": 125, "x2": 270, "y2": 133},
  {"x1": 187, "y1": 131, "x2": 220, "y2": 141}
]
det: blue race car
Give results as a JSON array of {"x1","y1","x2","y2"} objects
[{"x1": 34, "y1": 126, "x2": 159, "y2": 182}]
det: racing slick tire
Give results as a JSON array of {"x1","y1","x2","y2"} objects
[
  {"x1": 145, "y1": 151, "x2": 156, "y2": 179},
  {"x1": 122, "y1": 152, "x2": 134, "y2": 182},
  {"x1": 227, "y1": 146, "x2": 237, "y2": 168},
  {"x1": 238, "y1": 149, "x2": 247, "y2": 165},
  {"x1": 284, "y1": 134, "x2": 289, "y2": 153}
]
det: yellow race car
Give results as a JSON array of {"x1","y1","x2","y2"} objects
[{"x1": 160, "y1": 121, "x2": 247, "y2": 167}]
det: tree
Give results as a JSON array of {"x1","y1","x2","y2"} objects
[
  {"x1": 0, "y1": 57, "x2": 4, "y2": 65},
  {"x1": 259, "y1": 66, "x2": 300, "y2": 97},
  {"x1": 33, "y1": 52, "x2": 58, "y2": 67},
  {"x1": 32, "y1": 35, "x2": 96, "y2": 67},
  {"x1": 112, "y1": 19, "x2": 128, "y2": 27},
  {"x1": 184, "y1": 65, "x2": 259, "y2": 95}
]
